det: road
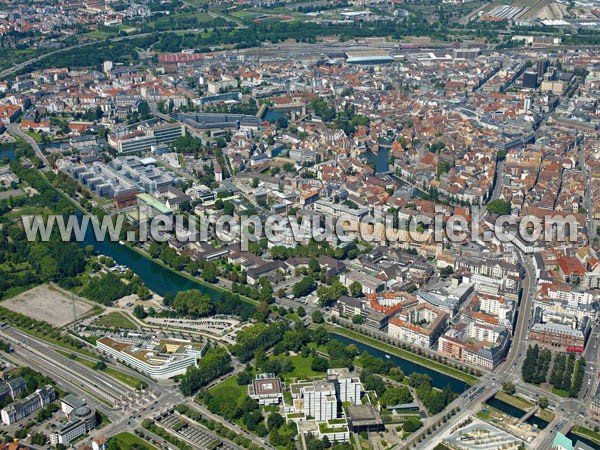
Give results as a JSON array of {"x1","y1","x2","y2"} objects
[
  {"x1": 501, "y1": 252, "x2": 537, "y2": 378},
  {"x1": 578, "y1": 139, "x2": 595, "y2": 241}
]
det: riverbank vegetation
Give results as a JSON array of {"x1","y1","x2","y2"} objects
[{"x1": 327, "y1": 325, "x2": 477, "y2": 385}]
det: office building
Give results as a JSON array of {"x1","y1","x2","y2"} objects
[
  {"x1": 50, "y1": 400, "x2": 96, "y2": 447},
  {"x1": 248, "y1": 374, "x2": 284, "y2": 406},
  {"x1": 97, "y1": 336, "x2": 205, "y2": 380}
]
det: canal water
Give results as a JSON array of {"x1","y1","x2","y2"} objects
[
  {"x1": 486, "y1": 396, "x2": 548, "y2": 430},
  {"x1": 332, "y1": 333, "x2": 469, "y2": 394},
  {"x1": 566, "y1": 432, "x2": 600, "y2": 449},
  {"x1": 363, "y1": 146, "x2": 390, "y2": 174},
  {"x1": 263, "y1": 108, "x2": 284, "y2": 122},
  {"x1": 81, "y1": 224, "x2": 225, "y2": 301},
  {"x1": 0, "y1": 148, "x2": 16, "y2": 162}
]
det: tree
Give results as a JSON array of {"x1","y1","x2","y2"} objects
[
  {"x1": 311, "y1": 356, "x2": 329, "y2": 372},
  {"x1": 439, "y1": 266, "x2": 454, "y2": 276},
  {"x1": 30, "y1": 433, "x2": 46, "y2": 445},
  {"x1": 292, "y1": 276, "x2": 316, "y2": 298},
  {"x1": 502, "y1": 381, "x2": 516, "y2": 395},
  {"x1": 403, "y1": 417, "x2": 423, "y2": 432},
  {"x1": 133, "y1": 305, "x2": 147, "y2": 319},
  {"x1": 137, "y1": 285, "x2": 150, "y2": 300},
  {"x1": 352, "y1": 314, "x2": 365, "y2": 325},
  {"x1": 486, "y1": 199, "x2": 511, "y2": 216},
  {"x1": 362, "y1": 374, "x2": 386, "y2": 395},
  {"x1": 312, "y1": 325, "x2": 329, "y2": 346},
  {"x1": 538, "y1": 396, "x2": 549, "y2": 409},
  {"x1": 251, "y1": 177, "x2": 259, "y2": 188},
  {"x1": 308, "y1": 257, "x2": 320, "y2": 273},
  {"x1": 379, "y1": 386, "x2": 413, "y2": 408},
  {"x1": 297, "y1": 306, "x2": 306, "y2": 317},
  {"x1": 172, "y1": 289, "x2": 214, "y2": 318},
  {"x1": 267, "y1": 412, "x2": 284, "y2": 431},
  {"x1": 202, "y1": 263, "x2": 218, "y2": 283},
  {"x1": 349, "y1": 281, "x2": 362, "y2": 297},
  {"x1": 312, "y1": 310, "x2": 324, "y2": 323}
]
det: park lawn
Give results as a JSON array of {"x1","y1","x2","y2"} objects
[
  {"x1": 476, "y1": 409, "x2": 491, "y2": 421},
  {"x1": 95, "y1": 311, "x2": 139, "y2": 330},
  {"x1": 96, "y1": 410, "x2": 111, "y2": 429},
  {"x1": 274, "y1": 354, "x2": 322, "y2": 381},
  {"x1": 1, "y1": 283, "x2": 37, "y2": 300},
  {"x1": 9, "y1": 322, "x2": 98, "y2": 358},
  {"x1": 572, "y1": 425, "x2": 600, "y2": 445},
  {"x1": 151, "y1": 10, "x2": 214, "y2": 26},
  {"x1": 537, "y1": 408, "x2": 554, "y2": 422},
  {"x1": 112, "y1": 432, "x2": 159, "y2": 450},
  {"x1": 184, "y1": 0, "x2": 210, "y2": 6},
  {"x1": 552, "y1": 387, "x2": 569, "y2": 398},
  {"x1": 284, "y1": 312, "x2": 302, "y2": 322},
  {"x1": 24, "y1": 131, "x2": 43, "y2": 143},
  {"x1": 55, "y1": 349, "x2": 147, "y2": 389},
  {"x1": 55, "y1": 350, "x2": 98, "y2": 369},
  {"x1": 209, "y1": 375, "x2": 245, "y2": 402},
  {"x1": 327, "y1": 326, "x2": 478, "y2": 385},
  {"x1": 83, "y1": 30, "x2": 116, "y2": 39}
]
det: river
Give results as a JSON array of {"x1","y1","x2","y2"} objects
[{"x1": 82, "y1": 225, "x2": 225, "y2": 301}]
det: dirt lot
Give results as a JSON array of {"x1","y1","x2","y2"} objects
[{"x1": 2, "y1": 284, "x2": 94, "y2": 327}]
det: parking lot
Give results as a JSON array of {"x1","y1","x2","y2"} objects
[{"x1": 155, "y1": 410, "x2": 240, "y2": 450}]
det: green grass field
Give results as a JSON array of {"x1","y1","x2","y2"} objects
[
  {"x1": 105, "y1": 367, "x2": 148, "y2": 390},
  {"x1": 111, "y1": 432, "x2": 159, "y2": 450},
  {"x1": 552, "y1": 387, "x2": 569, "y2": 398},
  {"x1": 209, "y1": 375, "x2": 244, "y2": 401},
  {"x1": 94, "y1": 312, "x2": 139, "y2": 330},
  {"x1": 275, "y1": 354, "x2": 321, "y2": 381}
]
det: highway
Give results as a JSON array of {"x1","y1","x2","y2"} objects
[{"x1": 0, "y1": 327, "x2": 132, "y2": 404}]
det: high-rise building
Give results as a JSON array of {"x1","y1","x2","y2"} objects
[
  {"x1": 327, "y1": 368, "x2": 362, "y2": 405},
  {"x1": 302, "y1": 381, "x2": 337, "y2": 422},
  {"x1": 522, "y1": 71, "x2": 538, "y2": 89},
  {"x1": 537, "y1": 59, "x2": 548, "y2": 79}
]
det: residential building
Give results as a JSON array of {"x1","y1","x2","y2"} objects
[
  {"x1": 387, "y1": 304, "x2": 447, "y2": 348},
  {"x1": 1, "y1": 385, "x2": 56, "y2": 425}
]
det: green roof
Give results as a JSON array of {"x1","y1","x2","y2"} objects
[
  {"x1": 553, "y1": 432, "x2": 573, "y2": 450},
  {"x1": 137, "y1": 193, "x2": 173, "y2": 215}
]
